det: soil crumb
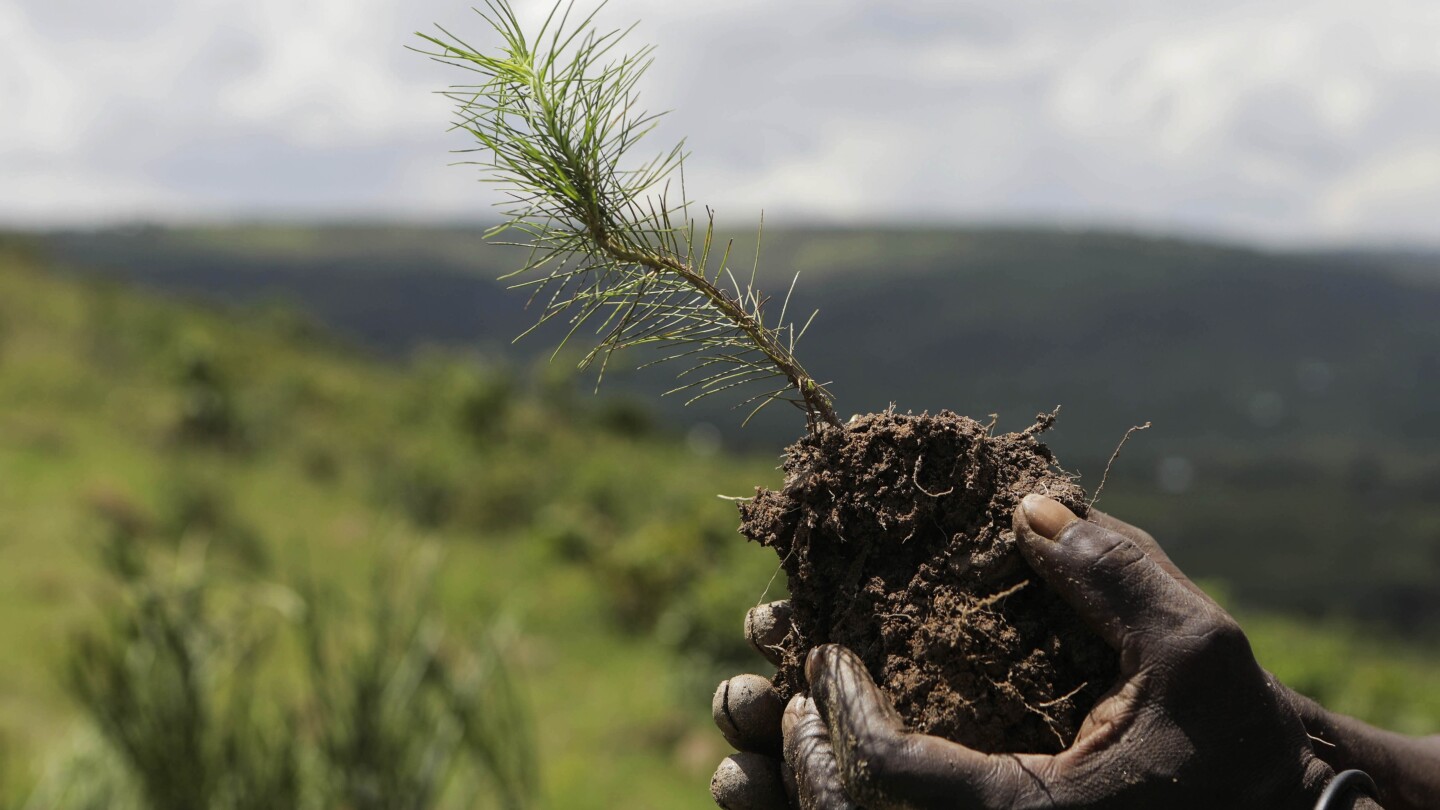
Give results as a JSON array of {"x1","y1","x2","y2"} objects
[{"x1": 739, "y1": 409, "x2": 1117, "y2": 753}]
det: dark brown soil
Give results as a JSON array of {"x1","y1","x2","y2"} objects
[{"x1": 739, "y1": 409, "x2": 1117, "y2": 753}]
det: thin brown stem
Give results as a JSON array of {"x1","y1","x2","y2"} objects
[{"x1": 595, "y1": 232, "x2": 841, "y2": 431}]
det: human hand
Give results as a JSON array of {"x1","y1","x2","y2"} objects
[
  {"x1": 709, "y1": 601, "x2": 795, "y2": 810},
  {"x1": 711, "y1": 496, "x2": 1364, "y2": 809}
]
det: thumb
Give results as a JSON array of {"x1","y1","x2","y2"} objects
[
  {"x1": 1014, "y1": 495, "x2": 1221, "y2": 670},
  {"x1": 806, "y1": 645, "x2": 1056, "y2": 808}
]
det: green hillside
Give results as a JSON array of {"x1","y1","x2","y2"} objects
[
  {"x1": 0, "y1": 238, "x2": 783, "y2": 808},
  {"x1": 1, "y1": 235, "x2": 1438, "y2": 807},
  {"x1": 31, "y1": 225, "x2": 1440, "y2": 633}
]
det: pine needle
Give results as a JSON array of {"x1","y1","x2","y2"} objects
[{"x1": 415, "y1": 0, "x2": 840, "y2": 430}]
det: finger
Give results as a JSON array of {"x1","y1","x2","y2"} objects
[
  {"x1": 1016, "y1": 495, "x2": 1227, "y2": 667},
  {"x1": 806, "y1": 645, "x2": 1051, "y2": 808},
  {"x1": 783, "y1": 695, "x2": 857, "y2": 810},
  {"x1": 1086, "y1": 508, "x2": 1214, "y2": 605},
  {"x1": 711, "y1": 753, "x2": 790, "y2": 810},
  {"x1": 746, "y1": 600, "x2": 792, "y2": 667},
  {"x1": 714, "y1": 674, "x2": 784, "y2": 756}
]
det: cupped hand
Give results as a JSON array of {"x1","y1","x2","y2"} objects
[
  {"x1": 711, "y1": 496, "x2": 1344, "y2": 810},
  {"x1": 709, "y1": 599, "x2": 797, "y2": 810}
]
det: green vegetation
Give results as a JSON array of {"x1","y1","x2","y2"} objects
[
  {"x1": 1, "y1": 237, "x2": 1438, "y2": 806},
  {"x1": 0, "y1": 242, "x2": 781, "y2": 809},
  {"x1": 38, "y1": 533, "x2": 531, "y2": 810},
  {"x1": 37, "y1": 223, "x2": 1440, "y2": 634},
  {"x1": 417, "y1": 2, "x2": 837, "y2": 428}
]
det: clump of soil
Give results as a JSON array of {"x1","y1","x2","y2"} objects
[{"x1": 739, "y1": 409, "x2": 1117, "y2": 753}]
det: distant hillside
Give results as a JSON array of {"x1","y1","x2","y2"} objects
[
  {"x1": 2, "y1": 234, "x2": 1440, "y2": 807},
  {"x1": 36, "y1": 225, "x2": 1440, "y2": 451},
  {"x1": 25, "y1": 224, "x2": 1440, "y2": 633},
  {"x1": 0, "y1": 236, "x2": 785, "y2": 808}
]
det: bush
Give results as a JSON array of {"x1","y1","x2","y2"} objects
[
  {"x1": 455, "y1": 371, "x2": 515, "y2": 446},
  {"x1": 37, "y1": 539, "x2": 534, "y2": 810},
  {"x1": 299, "y1": 547, "x2": 534, "y2": 810},
  {"x1": 65, "y1": 544, "x2": 301, "y2": 810},
  {"x1": 172, "y1": 348, "x2": 247, "y2": 451},
  {"x1": 373, "y1": 460, "x2": 459, "y2": 530}
]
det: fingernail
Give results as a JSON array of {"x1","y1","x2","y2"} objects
[
  {"x1": 1021, "y1": 494, "x2": 1078, "y2": 541},
  {"x1": 804, "y1": 646, "x2": 824, "y2": 683}
]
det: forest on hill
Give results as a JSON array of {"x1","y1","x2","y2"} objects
[
  {"x1": 30, "y1": 225, "x2": 1440, "y2": 634},
  {"x1": 1, "y1": 231, "x2": 1438, "y2": 807}
]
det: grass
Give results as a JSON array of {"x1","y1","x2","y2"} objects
[
  {"x1": 0, "y1": 244, "x2": 781, "y2": 808},
  {"x1": 0, "y1": 240, "x2": 1437, "y2": 807}
]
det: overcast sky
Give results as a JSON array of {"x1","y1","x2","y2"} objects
[{"x1": 4, "y1": 0, "x2": 1440, "y2": 246}]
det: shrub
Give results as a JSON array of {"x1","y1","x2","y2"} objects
[
  {"x1": 40, "y1": 539, "x2": 534, "y2": 810},
  {"x1": 172, "y1": 348, "x2": 247, "y2": 451}
]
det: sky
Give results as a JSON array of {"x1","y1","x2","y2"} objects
[{"x1": 4, "y1": 0, "x2": 1440, "y2": 246}]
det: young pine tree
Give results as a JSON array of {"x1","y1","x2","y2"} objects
[{"x1": 419, "y1": 0, "x2": 1116, "y2": 756}]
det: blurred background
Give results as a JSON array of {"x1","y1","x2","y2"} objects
[{"x1": 2, "y1": 0, "x2": 1439, "y2": 807}]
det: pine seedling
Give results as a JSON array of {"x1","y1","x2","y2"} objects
[
  {"x1": 415, "y1": 0, "x2": 840, "y2": 430},
  {"x1": 418, "y1": 0, "x2": 1118, "y2": 758}
]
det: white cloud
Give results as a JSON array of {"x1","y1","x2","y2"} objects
[
  {"x1": 1, "y1": 0, "x2": 1439, "y2": 246},
  {"x1": 1319, "y1": 146, "x2": 1440, "y2": 240},
  {"x1": 0, "y1": 3, "x2": 86, "y2": 155}
]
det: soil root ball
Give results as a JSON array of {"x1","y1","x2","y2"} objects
[{"x1": 739, "y1": 409, "x2": 1118, "y2": 754}]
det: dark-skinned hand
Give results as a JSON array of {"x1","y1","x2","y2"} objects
[{"x1": 710, "y1": 495, "x2": 1395, "y2": 810}]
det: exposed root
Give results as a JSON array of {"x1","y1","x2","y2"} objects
[
  {"x1": 912, "y1": 452, "x2": 958, "y2": 498},
  {"x1": 1022, "y1": 407, "x2": 1061, "y2": 437},
  {"x1": 1089, "y1": 421, "x2": 1151, "y2": 509},
  {"x1": 1036, "y1": 681, "x2": 1091, "y2": 709}
]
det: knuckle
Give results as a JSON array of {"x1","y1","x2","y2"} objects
[
  {"x1": 1082, "y1": 530, "x2": 1145, "y2": 574},
  {"x1": 1198, "y1": 612, "x2": 1248, "y2": 651},
  {"x1": 979, "y1": 755, "x2": 1051, "y2": 807},
  {"x1": 1129, "y1": 525, "x2": 1160, "y2": 550},
  {"x1": 1172, "y1": 610, "x2": 1253, "y2": 663}
]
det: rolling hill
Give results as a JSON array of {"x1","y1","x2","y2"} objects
[
  {"x1": 27, "y1": 225, "x2": 1440, "y2": 632},
  {"x1": 1, "y1": 232, "x2": 1438, "y2": 807}
]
